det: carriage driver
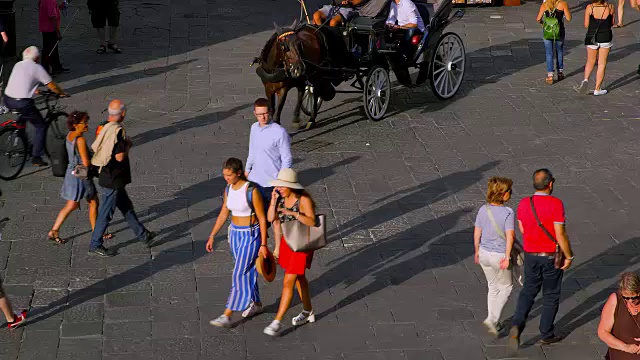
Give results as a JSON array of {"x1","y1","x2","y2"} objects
[
  {"x1": 313, "y1": 0, "x2": 369, "y2": 27},
  {"x1": 386, "y1": 0, "x2": 426, "y2": 56}
]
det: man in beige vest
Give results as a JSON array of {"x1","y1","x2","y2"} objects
[{"x1": 89, "y1": 100, "x2": 155, "y2": 257}]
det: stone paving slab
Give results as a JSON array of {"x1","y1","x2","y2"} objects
[{"x1": 0, "y1": 0, "x2": 639, "y2": 359}]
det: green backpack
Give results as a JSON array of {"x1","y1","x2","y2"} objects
[{"x1": 543, "y1": 9, "x2": 560, "y2": 40}]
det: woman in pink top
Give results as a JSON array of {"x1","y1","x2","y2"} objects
[{"x1": 38, "y1": 0, "x2": 68, "y2": 74}]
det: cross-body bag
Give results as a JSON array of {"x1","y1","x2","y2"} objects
[
  {"x1": 70, "y1": 138, "x2": 90, "y2": 180},
  {"x1": 529, "y1": 197, "x2": 565, "y2": 269},
  {"x1": 485, "y1": 205, "x2": 524, "y2": 286}
]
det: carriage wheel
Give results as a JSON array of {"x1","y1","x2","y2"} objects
[
  {"x1": 430, "y1": 32, "x2": 465, "y2": 100},
  {"x1": 363, "y1": 65, "x2": 390, "y2": 121},
  {"x1": 300, "y1": 85, "x2": 323, "y2": 116}
]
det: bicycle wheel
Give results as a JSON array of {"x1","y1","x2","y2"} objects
[
  {"x1": 0, "y1": 128, "x2": 28, "y2": 180},
  {"x1": 44, "y1": 111, "x2": 68, "y2": 158}
]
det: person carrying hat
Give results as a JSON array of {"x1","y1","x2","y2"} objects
[
  {"x1": 207, "y1": 158, "x2": 269, "y2": 328},
  {"x1": 263, "y1": 168, "x2": 317, "y2": 336}
]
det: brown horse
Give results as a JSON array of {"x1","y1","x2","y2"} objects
[
  {"x1": 253, "y1": 25, "x2": 320, "y2": 131},
  {"x1": 254, "y1": 22, "x2": 347, "y2": 130}
]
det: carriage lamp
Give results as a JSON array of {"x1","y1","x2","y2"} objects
[{"x1": 411, "y1": 35, "x2": 422, "y2": 45}]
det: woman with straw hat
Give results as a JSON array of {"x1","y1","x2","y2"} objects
[
  {"x1": 206, "y1": 158, "x2": 269, "y2": 328},
  {"x1": 263, "y1": 168, "x2": 317, "y2": 336}
]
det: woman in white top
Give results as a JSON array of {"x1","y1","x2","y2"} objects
[{"x1": 206, "y1": 158, "x2": 268, "y2": 328}]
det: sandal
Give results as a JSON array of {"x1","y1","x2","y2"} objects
[
  {"x1": 96, "y1": 45, "x2": 107, "y2": 54},
  {"x1": 612, "y1": 24, "x2": 624, "y2": 28},
  {"x1": 47, "y1": 230, "x2": 66, "y2": 244},
  {"x1": 107, "y1": 43, "x2": 122, "y2": 54}
]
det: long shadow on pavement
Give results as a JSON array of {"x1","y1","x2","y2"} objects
[
  {"x1": 269, "y1": 161, "x2": 499, "y2": 335},
  {"x1": 521, "y1": 236, "x2": 640, "y2": 342},
  {"x1": 326, "y1": 161, "x2": 499, "y2": 243},
  {"x1": 131, "y1": 103, "x2": 249, "y2": 147},
  {"x1": 26, "y1": 157, "x2": 356, "y2": 325}
]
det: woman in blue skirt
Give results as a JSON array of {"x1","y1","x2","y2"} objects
[
  {"x1": 206, "y1": 158, "x2": 268, "y2": 327},
  {"x1": 47, "y1": 111, "x2": 111, "y2": 244}
]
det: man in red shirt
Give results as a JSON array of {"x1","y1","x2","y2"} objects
[
  {"x1": 38, "y1": 0, "x2": 69, "y2": 74},
  {"x1": 509, "y1": 169, "x2": 574, "y2": 351}
]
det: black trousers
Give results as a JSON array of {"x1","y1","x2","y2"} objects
[
  {"x1": 41, "y1": 32, "x2": 62, "y2": 72},
  {"x1": 511, "y1": 253, "x2": 564, "y2": 338}
]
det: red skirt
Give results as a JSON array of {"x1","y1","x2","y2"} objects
[{"x1": 278, "y1": 236, "x2": 313, "y2": 275}]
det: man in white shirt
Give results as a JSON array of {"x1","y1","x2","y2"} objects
[
  {"x1": 386, "y1": 0, "x2": 426, "y2": 57},
  {"x1": 3, "y1": 46, "x2": 67, "y2": 166}
]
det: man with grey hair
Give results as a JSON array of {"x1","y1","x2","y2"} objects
[
  {"x1": 88, "y1": 99, "x2": 154, "y2": 257},
  {"x1": 508, "y1": 168, "x2": 574, "y2": 351},
  {"x1": 3, "y1": 46, "x2": 67, "y2": 166}
]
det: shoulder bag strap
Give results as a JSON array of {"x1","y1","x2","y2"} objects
[
  {"x1": 529, "y1": 196, "x2": 559, "y2": 245},
  {"x1": 485, "y1": 205, "x2": 507, "y2": 241}
]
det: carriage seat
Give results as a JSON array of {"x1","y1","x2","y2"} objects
[
  {"x1": 347, "y1": 0, "x2": 434, "y2": 32},
  {"x1": 348, "y1": 16, "x2": 386, "y2": 32},
  {"x1": 415, "y1": 1, "x2": 434, "y2": 26}
]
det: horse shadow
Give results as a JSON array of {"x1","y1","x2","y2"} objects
[{"x1": 131, "y1": 103, "x2": 250, "y2": 147}]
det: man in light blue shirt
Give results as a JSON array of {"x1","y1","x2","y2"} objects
[
  {"x1": 245, "y1": 98, "x2": 293, "y2": 209},
  {"x1": 386, "y1": 0, "x2": 426, "y2": 58}
]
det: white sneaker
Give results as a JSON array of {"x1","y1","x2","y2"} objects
[
  {"x1": 594, "y1": 89, "x2": 608, "y2": 96},
  {"x1": 483, "y1": 319, "x2": 499, "y2": 336},
  {"x1": 242, "y1": 302, "x2": 263, "y2": 318},
  {"x1": 263, "y1": 320, "x2": 282, "y2": 336},
  {"x1": 575, "y1": 79, "x2": 589, "y2": 94},
  {"x1": 209, "y1": 315, "x2": 231, "y2": 328},
  {"x1": 292, "y1": 310, "x2": 315, "y2": 326}
]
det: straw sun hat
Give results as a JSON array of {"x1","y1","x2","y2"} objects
[{"x1": 269, "y1": 168, "x2": 304, "y2": 189}]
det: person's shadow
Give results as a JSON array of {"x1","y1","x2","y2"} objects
[
  {"x1": 327, "y1": 161, "x2": 499, "y2": 243},
  {"x1": 516, "y1": 237, "x2": 640, "y2": 345}
]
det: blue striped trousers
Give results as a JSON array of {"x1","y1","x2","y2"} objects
[{"x1": 226, "y1": 223, "x2": 261, "y2": 311}]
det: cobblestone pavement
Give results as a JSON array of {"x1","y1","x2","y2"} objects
[{"x1": 0, "y1": 0, "x2": 639, "y2": 359}]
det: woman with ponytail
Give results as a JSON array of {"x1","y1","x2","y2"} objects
[{"x1": 206, "y1": 158, "x2": 269, "y2": 328}]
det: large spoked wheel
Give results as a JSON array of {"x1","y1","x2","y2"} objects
[
  {"x1": 300, "y1": 85, "x2": 323, "y2": 116},
  {"x1": 44, "y1": 112, "x2": 68, "y2": 158},
  {"x1": 0, "y1": 128, "x2": 28, "y2": 180},
  {"x1": 363, "y1": 65, "x2": 391, "y2": 121},
  {"x1": 430, "y1": 32, "x2": 465, "y2": 100}
]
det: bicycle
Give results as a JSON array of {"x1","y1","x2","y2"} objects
[{"x1": 0, "y1": 90, "x2": 68, "y2": 180}]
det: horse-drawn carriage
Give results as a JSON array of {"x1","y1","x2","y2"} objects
[{"x1": 254, "y1": 0, "x2": 465, "y2": 129}]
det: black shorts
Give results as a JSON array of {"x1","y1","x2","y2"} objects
[{"x1": 91, "y1": 6, "x2": 120, "y2": 28}]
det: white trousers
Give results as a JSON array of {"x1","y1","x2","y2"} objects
[{"x1": 479, "y1": 248, "x2": 513, "y2": 324}]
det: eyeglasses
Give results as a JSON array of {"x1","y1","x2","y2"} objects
[
  {"x1": 622, "y1": 295, "x2": 640, "y2": 301},
  {"x1": 254, "y1": 112, "x2": 269, "y2": 117}
]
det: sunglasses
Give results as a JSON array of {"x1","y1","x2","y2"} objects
[{"x1": 622, "y1": 295, "x2": 640, "y2": 301}]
